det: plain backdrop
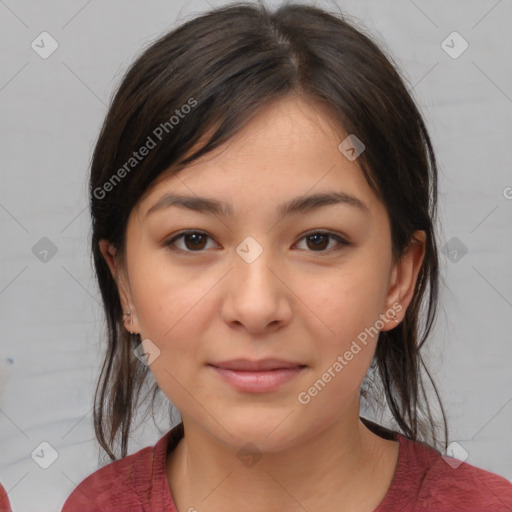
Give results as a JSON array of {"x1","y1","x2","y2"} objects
[{"x1": 0, "y1": 0, "x2": 511, "y2": 510}]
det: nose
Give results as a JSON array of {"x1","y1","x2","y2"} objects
[{"x1": 221, "y1": 241, "x2": 292, "y2": 334}]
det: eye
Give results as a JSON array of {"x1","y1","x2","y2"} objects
[
  {"x1": 164, "y1": 231, "x2": 217, "y2": 252},
  {"x1": 163, "y1": 229, "x2": 350, "y2": 254},
  {"x1": 294, "y1": 230, "x2": 351, "y2": 252}
]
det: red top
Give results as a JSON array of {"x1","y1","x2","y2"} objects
[
  {"x1": 61, "y1": 421, "x2": 512, "y2": 512},
  {"x1": 0, "y1": 483, "x2": 11, "y2": 512}
]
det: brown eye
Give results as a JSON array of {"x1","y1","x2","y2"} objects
[
  {"x1": 295, "y1": 231, "x2": 350, "y2": 252},
  {"x1": 164, "y1": 229, "x2": 350, "y2": 255},
  {"x1": 306, "y1": 233, "x2": 329, "y2": 250},
  {"x1": 164, "y1": 231, "x2": 216, "y2": 252},
  {"x1": 182, "y1": 233, "x2": 208, "y2": 250}
]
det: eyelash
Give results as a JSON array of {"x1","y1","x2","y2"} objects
[{"x1": 163, "y1": 229, "x2": 351, "y2": 255}]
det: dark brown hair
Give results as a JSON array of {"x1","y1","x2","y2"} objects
[{"x1": 89, "y1": 0, "x2": 448, "y2": 461}]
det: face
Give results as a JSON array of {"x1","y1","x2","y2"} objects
[{"x1": 101, "y1": 94, "x2": 424, "y2": 453}]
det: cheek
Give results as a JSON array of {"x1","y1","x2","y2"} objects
[
  {"x1": 127, "y1": 256, "x2": 224, "y2": 413},
  {"x1": 128, "y1": 257, "x2": 214, "y2": 409},
  {"x1": 299, "y1": 254, "x2": 390, "y2": 398},
  {"x1": 127, "y1": 245, "x2": 214, "y2": 340},
  {"x1": 295, "y1": 273, "x2": 383, "y2": 423},
  {"x1": 304, "y1": 262, "x2": 389, "y2": 343}
]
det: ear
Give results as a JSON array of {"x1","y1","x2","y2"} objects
[
  {"x1": 380, "y1": 230, "x2": 426, "y2": 331},
  {"x1": 98, "y1": 239, "x2": 140, "y2": 335}
]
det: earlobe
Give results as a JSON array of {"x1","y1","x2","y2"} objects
[{"x1": 123, "y1": 307, "x2": 135, "y2": 334}]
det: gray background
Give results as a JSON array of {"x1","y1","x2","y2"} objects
[{"x1": 1, "y1": 0, "x2": 511, "y2": 510}]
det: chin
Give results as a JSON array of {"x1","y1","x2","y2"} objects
[{"x1": 208, "y1": 413, "x2": 306, "y2": 454}]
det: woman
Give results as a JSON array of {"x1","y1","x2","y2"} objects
[{"x1": 62, "y1": 2, "x2": 512, "y2": 510}]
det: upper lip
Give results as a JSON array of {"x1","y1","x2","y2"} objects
[{"x1": 209, "y1": 359, "x2": 306, "y2": 371}]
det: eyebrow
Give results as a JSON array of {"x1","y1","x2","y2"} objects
[{"x1": 145, "y1": 191, "x2": 369, "y2": 219}]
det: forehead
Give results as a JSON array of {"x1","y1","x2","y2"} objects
[{"x1": 137, "y1": 95, "x2": 380, "y2": 219}]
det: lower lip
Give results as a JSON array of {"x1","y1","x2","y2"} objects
[{"x1": 209, "y1": 365, "x2": 306, "y2": 393}]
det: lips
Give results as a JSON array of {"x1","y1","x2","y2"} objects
[
  {"x1": 209, "y1": 359, "x2": 306, "y2": 371},
  {"x1": 208, "y1": 359, "x2": 307, "y2": 393}
]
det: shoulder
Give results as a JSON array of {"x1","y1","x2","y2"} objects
[
  {"x1": 0, "y1": 481, "x2": 12, "y2": 512},
  {"x1": 420, "y1": 455, "x2": 512, "y2": 510},
  {"x1": 401, "y1": 436, "x2": 512, "y2": 511},
  {"x1": 61, "y1": 446, "x2": 154, "y2": 512},
  {"x1": 61, "y1": 430, "x2": 174, "y2": 512}
]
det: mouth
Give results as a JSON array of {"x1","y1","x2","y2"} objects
[
  {"x1": 208, "y1": 359, "x2": 307, "y2": 393},
  {"x1": 209, "y1": 358, "x2": 307, "y2": 371}
]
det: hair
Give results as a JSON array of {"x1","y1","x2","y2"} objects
[{"x1": 89, "y1": 0, "x2": 448, "y2": 461}]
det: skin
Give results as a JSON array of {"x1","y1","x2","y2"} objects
[{"x1": 100, "y1": 93, "x2": 426, "y2": 512}]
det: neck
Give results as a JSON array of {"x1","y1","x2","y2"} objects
[{"x1": 167, "y1": 400, "x2": 399, "y2": 512}]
